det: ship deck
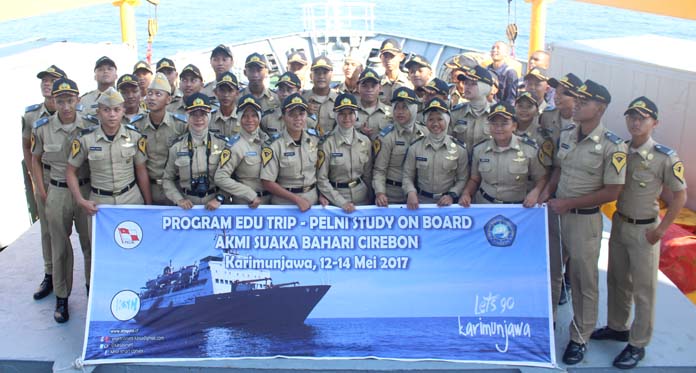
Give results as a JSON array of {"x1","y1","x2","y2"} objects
[{"x1": 2, "y1": 216, "x2": 696, "y2": 372}]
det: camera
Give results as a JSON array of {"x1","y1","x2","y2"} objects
[{"x1": 191, "y1": 175, "x2": 209, "y2": 194}]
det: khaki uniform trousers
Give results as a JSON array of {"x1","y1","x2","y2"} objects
[
  {"x1": 560, "y1": 210, "x2": 602, "y2": 343},
  {"x1": 34, "y1": 176, "x2": 52, "y2": 275},
  {"x1": 385, "y1": 183, "x2": 406, "y2": 204},
  {"x1": 548, "y1": 208, "x2": 567, "y2": 320},
  {"x1": 151, "y1": 183, "x2": 173, "y2": 206},
  {"x1": 87, "y1": 186, "x2": 144, "y2": 235},
  {"x1": 271, "y1": 188, "x2": 318, "y2": 206},
  {"x1": 46, "y1": 183, "x2": 91, "y2": 298},
  {"x1": 607, "y1": 214, "x2": 660, "y2": 348}
]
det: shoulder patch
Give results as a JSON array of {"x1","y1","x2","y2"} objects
[
  {"x1": 33, "y1": 117, "x2": 49, "y2": 129},
  {"x1": 214, "y1": 133, "x2": 228, "y2": 142},
  {"x1": 125, "y1": 124, "x2": 141, "y2": 133},
  {"x1": 306, "y1": 128, "x2": 319, "y2": 137},
  {"x1": 219, "y1": 148, "x2": 231, "y2": 168},
  {"x1": 654, "y1": 144, "x2": 675, "y2": 156},
  {"x1": 264, "y1": 133, "x2": 281, "y2": 146},
  {"x1": 226, "y1": 134, "x2": 241, "y2": 148},
  {"x1": 129, "y1": 113, "x2": 145, "y2": 124},
  {"x1": 519, "y1": 135, "x2": 539, "y2": 149},
  {"x1": 25, "y1": 104, "x2": 41, "y2": 113},
  {"x1": 379, "y1": 125, "x2": 395, "y2": 138},
  {"x1": 173, "y1": 113, "x2": 187, "y2": 123},
  {"x1": 604, "y1": 130, "x2": 623, "y2": 145}
]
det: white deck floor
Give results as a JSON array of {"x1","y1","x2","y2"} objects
[{"x1": 2, "y1": 217, "x2": 696, "y2": 372}]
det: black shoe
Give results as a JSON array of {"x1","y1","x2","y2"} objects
[
  {"x1": 33, "y1": 274, "x2": 53, "y2": 300},
  {"x1": 562, "y1": 341, "x2": 586, "y2": 365},
  {"x1": 54, "y1": 297, "x2": 69, "y2": 323},
  {"x1": 86, "y1": 284, "x2": 89, "y2": 297},
  {"x1": 558, "y1": 287, "x2": 568, "y2": 305},
  {"x1": 591, "y1": 326, "x2": 629, "y2": 342},
  {"x1": 613, "y1": 344, "x2": 645, "y2": 369}
]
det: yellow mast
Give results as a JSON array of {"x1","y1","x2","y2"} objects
[
  {"x1": 112, "y1": 0, "x2": 140, "y2": 47},
  {"x1": 527, "y1": 0, "x2": 547, "y2": 58}
]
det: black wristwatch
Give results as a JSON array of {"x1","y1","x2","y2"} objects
[
  {"x1": 215, "y1": 194, "x2": 225, "y2": 204},
  {"x1": 446, "y1": 192, "x2": 459, "y2": 200}
]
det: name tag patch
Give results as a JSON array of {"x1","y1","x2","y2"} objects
[
  {"x1": 480, "y1": 158, "x2": 490, "y2": 162},
  {"x1": 246, "y1": 151, "x2": 258, "y2": 156},
  {"x1": 89, "y1": 146, "x2": 102, "y2": 151},
  {"x1": 561, "y1": 143, "x2": 570, "y2": 149},
  {"x1": 395, "y1": 141, "x2": 405, "y2": 146},
  {"x1": 331, "y1": 153, "x2": 343, "y2": 157},
  {"x1": 416, "y1": 156, "x2": 428, "y2": 162},
  {"x1": 284, "y1": 151, "x2": 296, "y2": 156},
  {"x1": 177, "y1": 151, "x2": 189, "y2": 156}
]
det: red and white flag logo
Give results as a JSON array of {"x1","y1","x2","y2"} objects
[{"x1": 114, "y1": 221, "x2": 143, "y2": 249}]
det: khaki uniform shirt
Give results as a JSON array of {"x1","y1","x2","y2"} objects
[
  {"x1": 402, "y1": 135, "x2": 469, "y2": 196},
  {"x1": 450, "y1": 102, "x2": 491, "y2": 152},
  {"x1": 260, "y1": 129, "x2": 320, "y2": 189},
  {"x1": 336, "y1": 81, "x2": 359, "y2": 94},
  {"x1": 317, "y1": 128, "x2": 373, "y2": 207},
  {"x1": 471, "y1": 135, "x2": 546, "y2": 202},
  {"x1": 162, "y1": 131, "x2": 227, "y2": 204},
  {"x1": 357, "y1": 102, "x2": 392, "y2": 141},
  {"x1": 201, "y1": 81, "x2": 216, "y2": 102},
  {"x1": 372, "y1": 123, "x2": 428, "y2": 195},
  {"x1": 32, "y1": 115, "x2": 90, "y2": 181},
  {"x1": 239, "y1": 87, "x2": 280, "y2": 113},
  {"x1": 515, "y1": 117, "x2": 556, "y2": 168},
  {"x1": 379, "y1": 71, "x2": 412, "y2": 105},
  {"x1": 166, "y1": 97, "x2": 188, "y2": 117},
  {"x1": 555, "y1": 123, "x2": 628, "y2": 199},
  {"x1": 539, "y1": 107, "x2": 572, "y2": 135},
  {"x1": 261, "y1": 109, "x2": 317, "y2": 136},
  {"x1": 68, "y1": 124, "x2": 147, "y2": 191},
  {"x1": 22, "y1": 103, "x2": 53, "y2": 141},
  {"x1": 302, "y1": 89, "x2": 339, "y2": 136},
  {"x1": 450, "y1": 90, "x2": 467, "y2": 107},
  {"x1": 80, "y1": 89, "x2": 111, "y2": 115},
  {"x1": 131, "y1": 112, "x2": 188, "y2": 181},
  {"x1": 123, "y1": 107, "x2": 148, "y2": 125},
  {"x1": 209, "y1": 108, "x2": 240, "y2": 138},
  {"x1": 617, "y1": 138, "x2": 686, "y2": 219},
  {"x1": 214, "y1": 130, "x2": 269, "y2": 204}
]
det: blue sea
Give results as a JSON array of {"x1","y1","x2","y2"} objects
[
  {"x1": 84, "y1": 316, "x2": 550, "y2": 363},
  {"x1": 0, "y1": 0, "x2": 694, "y2": 59}
]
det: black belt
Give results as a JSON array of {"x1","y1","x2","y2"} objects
[
  {"x1": 257, "y1": 190, "x2": 270, "y2": 197},
  {"x1": 92, "y1": 180, "x2": 136, "y2": 196},
  {"x1": 386, "y1": 178, "x2": 402, "y2": 187},
  {"x1": 50, "y1": 178, "x2": 90, "y2": 188},
  {"x1": 417, "y1": 187, "x2": 445, "y2": 200},
  {"x1": 479, "y1": 187, "x2": 523, "y2": 204},
  {"x1": 42, "y1": 163, "x2": 50, "y2": 170},
  {"x1": 617, "y1": 212, "x2": 656, "y2": 225},
  {"x1": 183, "y1": 187, "x2": 219, "y2": 198},
  {"x1": 332, "y1": 178, "x2": 361, "y2": 188},
  {"x1": 569, "y1": 207, "x2": 600, "y2": 215},
  {"x1": 285, "y1": 184, "x2": 316, "y2": 193}
]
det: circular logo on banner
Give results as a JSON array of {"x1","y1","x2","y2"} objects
[
  {"x1": 114, "y1": 221, "x2": 143, "y2": 249},
  {"x1": 484, "y1": 215, "x2": 517, "y2": 247},
  {"x1": 110, "y1": 290, "x2": 141, "y2": 321}
]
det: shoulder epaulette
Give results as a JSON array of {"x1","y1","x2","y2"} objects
[
  {"x1": 262, "y1": 108, "x2": 275, "y2": 117},
  {"x1": 264, "y1": 133, "x2": 281, "y2": 146},
  {"x1": 473, "y1": 138, "x2": 489, "y2": 149},
  {"x1": 306, "y1": 128, "x2": 319, "y2": 137},
  {"x1": 214, "y1": 133, "x2": 228, "y2": 142},
  {"x1": 543, "y1": 105, "x2": 556, "y2": 112},
  {"x1": 410, "y1": 136, "x2": 425, "y2": 146},
  {"x1": 451, "y1": 103, "x2": 467, "y2": 112},
  {"x1": 560, "y1": 124, "x2": 576, "y2": 131},
  {"x1": 519, "y1": 135, "x2": 538, "y2": 149},
  {"x1": 76, "y1": 104, "x2": 85, "y2": 112},
  {"x1": 226, "y1": 134, "x2": 241, "y2": 148},
  {"x1": 450, "y1": 136, "x2": 466, "y2": 149},
  {"x1": 172, "y1": 134, "x2": 186, "y2": 144},
  {"x1": 83, "y1": 114, "x2": 99, "y2": 125},
  {"x1": 537, "y1": 126, "x2": 554, "y2": 136},
  {"x1": 25, "y1": 104, "x2": 41, "y2": 113},
  {"x1": 125, "y1": 124, "x2": 141, "y2": 133},
  {"x1": 79, "y1": 125, "x2": 97, "y2": 136},
  {"x1": 330, "y1": 82, "x2": 339, "y2": 89},
  {"x1": 379, "y1": 125, "x2": 395, "y2": 138},
  {"x1": 654, "y1": 144, "x2": 675, "y2": 156},
  {"x1": 33, "y1": 117, "x2": 49, "y2": 129},
  {"x1": 211, "y1": 107, "x2": 219, "y2": 114},
  {"x1": 604, "y1": 130, "x2": 623, "y2": 145},
  {"x1": 172, "y1": 113, "x2": 187, "y2": 123},
  {"x1": 129, "y1": 113, "x2": 145, "y2": 124},
  {"x1": 308, "y1": 113, "x2": 318, "y2": 121}
]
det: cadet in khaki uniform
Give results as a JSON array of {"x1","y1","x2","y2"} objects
[
  {"x1": 403, "y1": 98, "x2": 468, "y2": 209},
  {"x1": 201, "y1": 44, "x2": 234, "y2": 99},
  {"x1": 541, "y1": 80, "x2": 628, "y2": 365},
  {"x1": 209, "y1": 71, "x2": 241, "y2": 137},
  {"x1": 591, "y1": 97, "x2": 687, "y2": 369},
  {"x1": 163, "y1": 93, "x2": 227, "y2": 209},
  {"x1": 355, "y1": 68, "x2": 391, "y2": 141},
  {"x1": 416, "y1": 78, "x2": 449, "y2": 123},
  {"x1": 167, "y1": 64, "x2": 204, "y2": 116},
  {"x1": 459, "y1": 102, "x2": 546, "y2": 207},
  {"x1": 262, "y1": 71, "x2": 308, "y2": 135},
  {"x1": 80, "y1": 56, "x2": 118, "y2": 115},
  {"x1": 540, "y1": 72, "x2": 581, "y2": 311},
  {"x1": 156, "y1": 58, "x2": 184, "y2": 108},
  {"x1": 286, "y1": 50, "x2": 311, "y2": 90},
  {"x1": 303, "y1": 56, "x2": 339, "y2": 136},
  {"x1": 378, "y1": 38, "x2": 412, "y2": 105},
  {"x1": 215, "y1": 95, "x2": 270, "y2": 207},
  {"x1": 240, "y1": 53, "x2": 280, "y2": 113},
  {"x1": 117, "y1": 74, "x2": 147, "y2": 123},
  {"x1": 31, "y1": 78, "x2": 91, "y2": 323},
  {"x1": 373, "y1": 87, "x2": 428, "y2": 206},
  {"x1": 67, "y1": 87, "x2": 152, "y2": 218},
  {"x1": 523, "y1": 67, "x2": 552, "y2": 114},
  {"x1": 336, "y1": 53, "x2": 362, "y2": 94},
  {"x1": 260, "y1": 93, "x2": 320, "y2": 211},
  {"x1": 450, "y1": 65, "x2": 493, "y2": 152},
  {"x1": 23, "y1": 65, "x2": 66, "y2": 300},
  {"x1": 133, "y1": 60, "x2": 153, "y2": 98},
  {"x1": 405, "y1": 54, "x2": 433, "y2": 98},
  {"x1": 317, "y1": 93, "x2": 373, "y2": 212},
  {"x1": 131, "y1": 73, "x2": 188, "y2": 205}
]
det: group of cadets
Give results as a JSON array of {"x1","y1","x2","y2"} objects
[{"x1": 21, "y1": 38, "x2": 687, "y2": 369}]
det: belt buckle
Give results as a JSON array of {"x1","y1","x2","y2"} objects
[
  {"x1": 112, "y1": 190, "x2": 122, "y2": 196},
  {"x1": 302, "y1": 185, "x2": 312, "y2": 193},
  {"x1": 348, "y1": 180, "x2": 358, "y2": 188}
]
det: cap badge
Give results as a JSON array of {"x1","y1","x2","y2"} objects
[
  {"x1": 160, "y1": 62, "x2": 170, "y2": 68},
  {"x1": 223, "y1": 75, "x2": 233, "y2": 82},
  {"x1": 291, "y1": 97, "x2": 303, "y2": 104},
  {"x1": 366, "y1": 72, "x2": 374, "y2": 78},
  {"x1": 193, "y1": 98, "x2": 204, "y2": 106},
  {"x1": 123, "y1": 75, "x2": 132, "y2": 82},
  {"x1": 430, "y1": 101, "x2": 442, "y2": 108},
  {"x1": 633, "y1": 101, "x2": 646, "y2": 108},
  {"x1": 341, "y1": 98, "x2": 352, "y2": 105},
  {"x1": 384, "y1": 42, "x2": 394, "y2": 50},
  {"x1": 397, "y1": 90, "x2": 409, "y2": 98},
  {"x1": 578, "y1": 85, "x2": 588, "y2": 92},
  {"x1": 47, "y1": 67, "x2": 55, "y2": 73},
  {"x1": 244, "y1": 97, "x2": 254, "y2": 104},
  {"x1": 58, "y1": 82, "x2": 70, "y2": 91},
  {"x1": 494, "y1": 105, "x2": 506, "y2": 113},
  {"x1": 250, "y1": 56, "x2": 260, "y2": 62}
]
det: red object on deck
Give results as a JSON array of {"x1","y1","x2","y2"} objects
[{"x1": 660, "y1": 223, "x2": 696, "y2": 294}]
